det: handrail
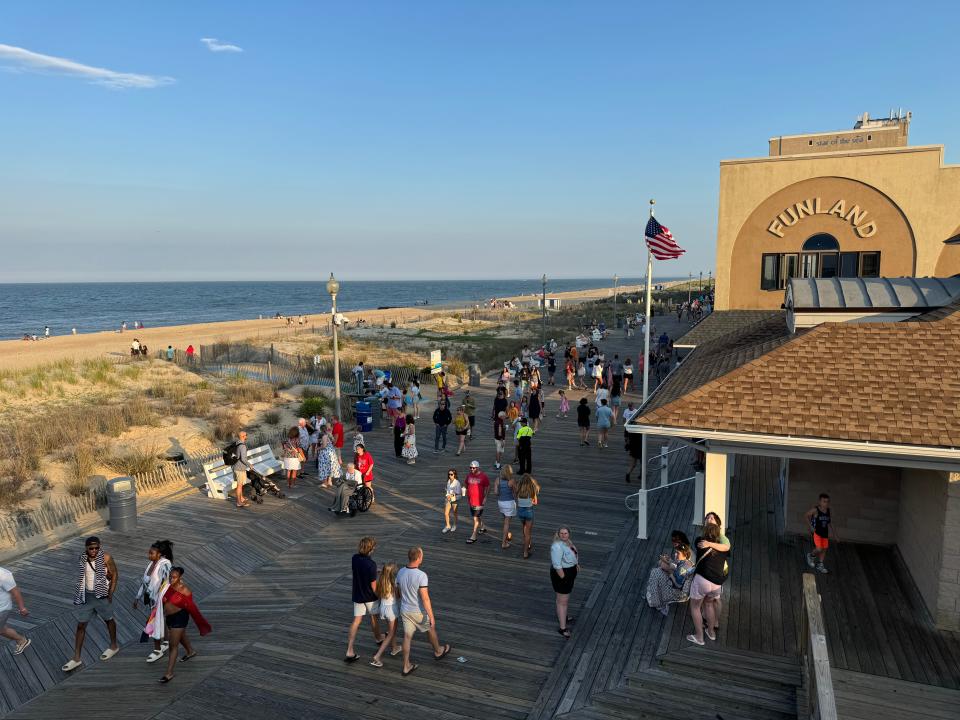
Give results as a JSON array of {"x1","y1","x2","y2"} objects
[
  {"x1": 624, "y1": 475, "x2": 696, "y2": 511},
  {"x1": 801, "y1": 574, "x2": 838, "y2": 720},
  {"x1": 644, "y1": 441, "x2": 704, "y2": 465}
]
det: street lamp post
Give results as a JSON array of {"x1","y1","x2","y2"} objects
[
  {"x1": 541, "y1": 273, "x2": 547, "y2": 347},
  {"x1": 687, "y1": 272, "x2": 692, "y2": 305},
  {"x1": 326, "y1": 273, "x2": 342, "y2": 419},
  {"x1": 699, "y1": 271, "x2": 703, "y2": 293},
  {"x1": 613, "y1": 274, "x2": 619, "y2": 328}
]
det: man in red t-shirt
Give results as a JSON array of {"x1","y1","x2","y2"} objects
[
  {"x1": 465, "y1": 461, "x2": 490, "y2": 544},
  {"x1": 332, "y1": 415, "x2": 345, "y2": 462}
]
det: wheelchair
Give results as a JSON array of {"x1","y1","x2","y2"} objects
[{"x1": 348, "y1": 482, "x2": 374, "y2": 515}]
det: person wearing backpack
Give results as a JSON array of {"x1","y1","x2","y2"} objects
[{"x1": 226, "y1": 431, "x2": 253, "y2": 508}]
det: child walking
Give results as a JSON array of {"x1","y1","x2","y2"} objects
[
  {"x1": 556, "y1": 389, "x2": 570, "y2": 418},
  {"x1": 369, "y1": 563, "x2": 400, "y2": 666},
  {"x1": 804, "y1": 493, "x2": 835, "y2": 574},
  {"x1": 442, "y1": 469, "x2": 463, "y2": 533}
]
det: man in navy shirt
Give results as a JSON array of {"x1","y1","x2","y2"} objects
[{"x1": 345, "y1": 536, "x2": 382, "y2": 661}]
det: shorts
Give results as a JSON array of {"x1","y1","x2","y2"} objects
[
  {"x1": 455, "y1": 429, "x2": 468, "y2": 436},
  {"x1": 813, "y1": 533, "x2": 829, "y2": 550},
  {"x1": 689, "y1": 574, "x2": 723, "y2": 601},
  {"x1": 612, "y1": 396, "x2": 621, "y2": 407},
  {"x1": 234, "y1": 468, "x2": 247, "y2": 486},
  {"x1": 75, "y1": 595, "x2": 114, "y2": 623},
  {"x1": 550, "y1": 565, "x2": 578, "y2": 595},
  {"x1": 517, "y1": 505, "x2": 534, "y2": 522},
  {"x1": 495, "y1": 439, "x2": 504, "y2": 453},
  {"x1": 379, "y1": 601, "x2": 397, "y2": 622},
  {"x1": 401, "y1": 610, "x2": 431, "y2": 636},
  {"x1": 468, "y1": 416, "x2": 476, "y2": 428},
  {"x1": 498, "y1": 500, "x2": 517, "y2": 517},
  {"x1": 577, "y1": 420, "x2": 590, "y2": 429},
  {"x1": 353, "y1": 600, "x2": 381, "y2": 617},
  {"x1": 470, "y1": 506, "x2": 484, "y2": 517},
  {"x1": 0, "y1": 609, "x2": 10, "y2": 630},
  {"x1": 165, "y1": 608, "x2": 189, "y2": 629}
]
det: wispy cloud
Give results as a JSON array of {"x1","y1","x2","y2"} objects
[
  {"x1": 201, "y1": 37, "x2": 243, "y2": 53},
  {"x1": 0, "y1": 43, "x2": 173, "y2": 89}
]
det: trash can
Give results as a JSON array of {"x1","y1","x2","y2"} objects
[
  {"x1": 468, "y1": 364, "x2": 481, "y2": 387},
  {"x1": 355, "y1": 401, "x2": 373, "y2": 433},
  {"x1": 107, "y1": 476, "x2": 137, "y2": 533},
  {"x1": 383, "y1": 369, "x2": 392, "y2": 383}
]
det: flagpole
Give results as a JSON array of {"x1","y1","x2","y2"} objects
[{"x1": 638, "y1": 198, "x2": 655, "y2": 540}]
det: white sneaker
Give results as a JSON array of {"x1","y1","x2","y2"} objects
[
  {"x1": 816, "y1": 563, "x2": 829, "y2": 574},
  {"x1": 451, "y1": 525, "x2": 457, "y2": 532},
  {"x1": 805, "y1": 553, "x2": 816, "y2": 569},
  {"x1": 442, "y1": 527, "x2": 451, "y2": 534}
]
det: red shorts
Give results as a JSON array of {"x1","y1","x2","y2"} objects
[{"x1": 813, "y1": 533, "x2": 829, "y2": 550}]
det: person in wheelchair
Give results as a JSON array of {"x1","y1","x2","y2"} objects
[{"x1": 329, "y1": 462, "x2": 374, "y2": 516}]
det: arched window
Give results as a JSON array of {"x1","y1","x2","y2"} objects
[{"x1": 802, "y1": 234, "x2": 840, "y2": 252}]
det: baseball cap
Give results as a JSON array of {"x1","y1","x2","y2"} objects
[{"x1": 470, "y1": 460, "x2": 480, "y2": 468}]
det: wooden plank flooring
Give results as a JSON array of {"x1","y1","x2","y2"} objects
[{"x1": 3, "y1": 320, "x2": 694, "y2": 720}]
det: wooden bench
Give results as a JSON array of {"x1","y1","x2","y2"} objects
[{"x1": 202, "y1": 444, "x2": 282, "y2": 499}]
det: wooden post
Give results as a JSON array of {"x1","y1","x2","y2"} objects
[{"x1": 802, "y1": 574, "x2": 838, "y2": 720}]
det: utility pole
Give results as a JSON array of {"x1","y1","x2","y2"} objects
[
  {"x1": 613, "y1": 274, "x2": 619, "y2": 328},
  {"x1": 541, "y1": 273, "x2": 547, "y2": 347},
  {"x1": 326, "y1": 273, "x2": 342, "y2": 418}
]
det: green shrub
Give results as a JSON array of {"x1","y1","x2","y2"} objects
[
  {"x1": 262, "y1": 410, "x2": 281, "y2": 425},
  {"x1": 207, "y1": 409, "x2": 242, "y2": 442},
  {"x1": 65, "y1": 445, "x2": 97, "y2": 496},
  {"x1": 299, "y1": 396, "x2": 327, "y2": 419}
]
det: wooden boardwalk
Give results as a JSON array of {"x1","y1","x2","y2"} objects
[{"x1": 5, "y1": 314, "x2": 958, "y2": 719}]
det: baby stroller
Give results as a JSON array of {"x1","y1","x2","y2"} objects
[
  {"x1": 247, "y1": 467, "x2": 287, "y2": 503},
  {"x1": 348, "y1": 483, "x2": 374, "y2": 516}
]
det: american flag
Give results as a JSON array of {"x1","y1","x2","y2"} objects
[{"x1": 645, "y1": 216, "x2": 685, "y2": 260}]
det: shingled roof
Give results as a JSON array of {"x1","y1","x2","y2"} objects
[
  {"x1": 642, "y1": 313, "x2": 792, "y2": 414},
  {"x1": 634, "y1": 309, "x2": 960, "y2": 449},
  {"x1": 675, "y1": 310, "x2": 783, "y2": 347}
]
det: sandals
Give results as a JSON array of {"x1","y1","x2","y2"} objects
[
  {"x1": 704, "y1": 629, "x2": 717, "y2": 642},
  {"x1": 62, "y1": 659, "x2": 83, "y2": 672},
  {"x1": 180, "y1": 652, "x2": 197, "y2": 662},
  {"x1": 100, "y1": 648, "x2": 119, "y2": 661},
  {"x1": 159, "y1": 675, "x2": 173, "y2": 684},
  {"x1": 402, "y1": 663, "x2": 419, "y2": 676},
  {"x1": 434, "y1": 644, "x2": 451, "y2": 660},
  {"x1": 344, "y1": 654, "x2": 360, "y2": 663},
  {"x1": 558, "y1": 627, "x2": 571, "y2": 638},
  {"x1": 146, "y1": 649, "x2": 165, "y2": 663},
  {"x1": 369, "y1": 658, "x2": 383, "y2": 668},
  {"x1": 466, "y1": 538, "x2": 477, "y2": 544},
  {"x1": 390, "y1": 647, "x2": 402, "y2": 656},
  {"x1": 14, "y1": 638, "x2": 31, "y2": 655},
  {"x1": 686, "y1": 634, "x2": 705, "y2": 646}
]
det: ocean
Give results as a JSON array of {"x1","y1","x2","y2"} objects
[{"x1": 0, "y1": 278, "x2": 682, "y2": 340}]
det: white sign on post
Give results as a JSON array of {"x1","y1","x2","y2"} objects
[{"x1": 430, "y1": 349, "x2": 442, "y2": 374}]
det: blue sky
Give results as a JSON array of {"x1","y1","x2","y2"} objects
[{"x1": 1, "y1": 1, "x2": 958, "y2": 282}]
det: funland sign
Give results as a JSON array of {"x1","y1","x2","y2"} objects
[{"x1": 767, "y1": 197, "x2": 877, "y2": 239}]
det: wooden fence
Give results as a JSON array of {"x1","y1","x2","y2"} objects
[{"x1": 801, "y1": 573, "x2": 839, "y2": 720}]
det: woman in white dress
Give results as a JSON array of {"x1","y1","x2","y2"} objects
[{"x1": 401, "y1": 414, "x2": 418, "y2": 465}]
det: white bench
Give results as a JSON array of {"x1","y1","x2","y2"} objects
[{"x1": 202, "y1": 444, "x2": 283, "y2": 499}]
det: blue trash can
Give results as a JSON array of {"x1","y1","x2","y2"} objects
[
  {"x1": 355, "y1": 401, "x2": 373, "y2": 433},
  {"x1": 383, "y1": 370, "x2": 392, "y2": 383}
]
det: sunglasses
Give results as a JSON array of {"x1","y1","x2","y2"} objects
[{"x1": 86, "y1": 545, "x2": 100, "y2": 551}]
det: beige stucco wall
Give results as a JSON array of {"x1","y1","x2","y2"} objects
[
  {"x1": 898, "y1": 468, "x2": 948, "y2": 621},
  {"x1": 716, "y1": 146, "x2": 960, "y2": 310},
  {"x1": 786, "y1": 459, "x2": 899, "y2": 545},
  {"x1": 769, "y1": 124, "x2": 906, "y2": 157}
]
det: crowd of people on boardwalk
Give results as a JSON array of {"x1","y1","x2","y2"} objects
[{"x1": 2, "y1": 305, "x2": 746, "y2": 685}]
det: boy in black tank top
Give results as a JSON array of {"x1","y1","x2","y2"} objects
[{"x1": 804, "y1": 493, "x2": 835, "y2": 574}]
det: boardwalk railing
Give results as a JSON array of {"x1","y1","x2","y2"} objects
[{"x1": 800, "y1": 573, "x2": 839, "y2": 720}]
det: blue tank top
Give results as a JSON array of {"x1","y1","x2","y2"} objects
[{"x1": 498, "y1": 478, "x2": 514, "y2": 502}]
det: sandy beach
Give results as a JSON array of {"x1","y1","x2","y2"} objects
[{"x1": 1, "y1": 282, "x2": 650, "y2": 371}]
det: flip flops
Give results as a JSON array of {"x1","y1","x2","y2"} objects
[
  {"x1": 434, "y1": 644, "x2": 451, "y2": 660},
  {"x1": 61, "y1": 659, "x2": 83, "y2": 672},
  {"x1": 180, "y1": 652, "x2": 197, "y2": 662},
  {"x1": 369, "y1": 659, "x2": 383, "y2": 668},
  {"x1": 14, "y1": 638, "x2": 31, "y2": 655},
  {"x1": 686, "y1": 634, "x2": 705, "y2": 646},
  {"x1": 402, "y1": 663, "x2": 419, "y2": 676},
  {"x1": 100, "y1": 647, "x2": 119, "y2": 661},
  {"x1": 344, "y1": 654, "x2": 359, "y2": 663}
]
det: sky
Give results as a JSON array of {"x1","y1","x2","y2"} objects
[{"x1": 1, "y1": 0, "x2": 959, "y2": 283}]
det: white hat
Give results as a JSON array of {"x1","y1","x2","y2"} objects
[{"x1": 470, "y1": 460, "x2": 480, "y2": 468}]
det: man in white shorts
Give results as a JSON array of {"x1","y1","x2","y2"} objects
[
  {"x1": 397, "y1": 547, "x2": 450, "y2": 676},
  {"x1": 0, "y1": 566, "x2": 31, "y2": 655}
]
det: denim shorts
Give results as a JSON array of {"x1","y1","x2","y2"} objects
[{"x1": 517, "y1": 506, "x2": 534, "y2": 522}]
